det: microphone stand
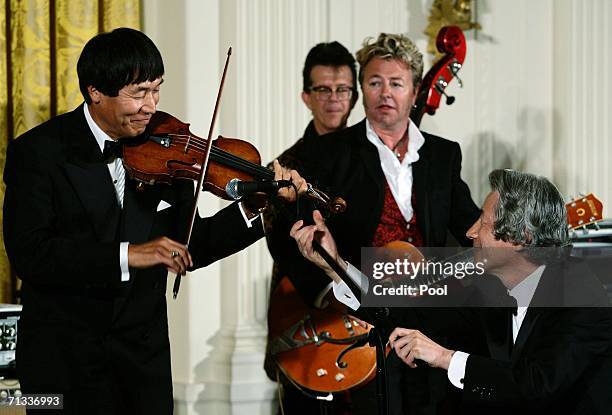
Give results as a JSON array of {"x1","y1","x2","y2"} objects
[{"x1": 312, "y1": 240, "x2": 389, "y2": 415}]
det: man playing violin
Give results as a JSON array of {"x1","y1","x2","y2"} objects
[
  {"x1": 267, "y1": 33, "x2": 480, "y2": 414},
  {"x1": 3, "y1": 27, "x2": 305, "y2": 415}
]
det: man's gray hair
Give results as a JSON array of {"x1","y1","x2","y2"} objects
[{"x1": 489, "y1": 169, "x2": 570, "y2": 249}]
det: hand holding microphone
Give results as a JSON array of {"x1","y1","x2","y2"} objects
[
  {"x1": 225, "y1": 178, "x2": 294, "y2": 199},
  {"x1": 227, "y1": 160, "x2": 307, "y2": 216}
]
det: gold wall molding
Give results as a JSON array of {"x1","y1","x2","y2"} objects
[{"x1": 425, "y1": 0, "x2": 481, "y2": 60}]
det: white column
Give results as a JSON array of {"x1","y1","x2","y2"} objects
[
  {"x1": 144, "y1": 1, "x2": 231, "y2": 414},
  {"x1": 219, "y1": 1, "x2": 333, "y2": 414},
  {"x1": 553, "y1": 0, "x2": 612, "y2": 209}
]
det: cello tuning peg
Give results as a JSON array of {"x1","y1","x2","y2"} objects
[{"x1": 435, "y1": 78, "x2": 456, "y2": 106}]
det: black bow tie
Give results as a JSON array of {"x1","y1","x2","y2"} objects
[
  {"x1": 102, "y1": 140, "x2": 123, "y2": 163},
  {"x1": 506, "y1": 294, "x2": 518, "y2": 316}
]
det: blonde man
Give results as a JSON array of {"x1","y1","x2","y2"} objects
[{"x1": 270, "y1": 33, "x2": 479, "y2": 415}]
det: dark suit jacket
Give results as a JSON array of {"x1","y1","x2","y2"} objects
[
  {"x1": 3, "y1": 105, "x2": 263, "y2": 415},
  {"x1": 461, "y1": 259, "x2": 612, "y2": 414}
]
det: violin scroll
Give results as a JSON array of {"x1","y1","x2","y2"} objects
[{"x1": 305, "y1": 184, "x2": 347, "y2": 215}]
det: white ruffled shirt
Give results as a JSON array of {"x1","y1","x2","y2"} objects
[
  {"x1": 314, "y1": 119, "x2": 424, "y2": 308},
  {"x1": 364, "y1": 119, "x2": 425, "y2": 223}
]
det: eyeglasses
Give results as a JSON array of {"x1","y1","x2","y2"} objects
[{"x1": 309, "y1": 85, "x2": 353, "y2": 101}]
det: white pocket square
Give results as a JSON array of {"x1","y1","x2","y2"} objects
[{"x1": 156, "y1": 200, "x2": 172, "y2": 212}]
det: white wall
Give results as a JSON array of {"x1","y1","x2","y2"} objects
[{"x1": 143, "y1": 1, "x2": 611, "y2": 413}]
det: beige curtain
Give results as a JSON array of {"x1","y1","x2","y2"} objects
[{"x1": 0, "y1": 0, "x2": 140, "y2": 303}]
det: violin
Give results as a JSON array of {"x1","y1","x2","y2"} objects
[
  {"x1": 120, "y1": 48, "x2": 345, "y2": 298},
  {"x1": 121, "y1": 111, "x2": 346, "y2": 213}
]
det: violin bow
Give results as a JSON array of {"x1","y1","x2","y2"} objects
[{"x1": 173, "y1": 47, "x2": 233, "y2": 299}]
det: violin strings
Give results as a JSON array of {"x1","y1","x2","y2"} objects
[
  {"x1": 154, "y1": 133, "x2": 273, "y2": 179},
  {"x1": 209, "y1": 147, "x2": 269, "y2": 177},
  {"x1": 164, "y1": 136, "x2": 268, "y2": 177}
]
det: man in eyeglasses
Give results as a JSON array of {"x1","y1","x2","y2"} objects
[
  {"x1": 302, "y1": 45, "x2": 357, "y2": 136},
  {"x1": 265, "y1": 41, "x2": 358, "y2": 174},
  {"x1": 264, "y1": 41, "x2": 358, "y2": 415}
]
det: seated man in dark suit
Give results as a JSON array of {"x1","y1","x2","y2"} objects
[
  {"x1": 388, "y1": 169, "x2": 612, "y2": 414},
  {"x1": 291, "y1": 168, "x2": 612, "y2": 414}
]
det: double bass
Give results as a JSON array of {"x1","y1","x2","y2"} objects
[{"x1": 267, "y1": 26, "x2": 468, "y2": 394}]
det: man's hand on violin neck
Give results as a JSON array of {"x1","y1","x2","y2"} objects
[
  {"x1": 272, "y1": 159, "x2": 307, "y2": 202},
  {"x1": 128, "y1": 237, "x2": 193, "y2": 275}
]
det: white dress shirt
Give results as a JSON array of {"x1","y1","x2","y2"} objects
[
  {"x1": 84, "y1": 105, "x2": 131, "y2": 282},
  {"x1": 313, "y1": 119, "x2": 423, "y2": 307},
  {"x1": 364, "y1": 119, "x2": 425, "y2": 223}
]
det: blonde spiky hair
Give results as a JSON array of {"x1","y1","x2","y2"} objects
[{"x1": 356, "y1": 33, "x2": 423, "y2": 87}]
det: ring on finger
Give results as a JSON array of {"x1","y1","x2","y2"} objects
[{"x1": 171, "y1": 250, "x2": 179, "y2": 258}]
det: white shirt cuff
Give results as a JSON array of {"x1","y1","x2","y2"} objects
[
  {"x1": 330, "y1": 262, "x2": 370, "y2": 311},
  {"x1": 314, "y1": 282, "x2": 333, "y2": 308},
  {"x1": 447, "y1": 351, "x2": 469, "y2": 389},
  {"x1": 332, "y1": 280, "x2": 361, "y2": 311},
  {"x1": 346, "y1": 262, "x2": 369, "y2": 294},
  {"x1": 238, "y1": 201, "x2": 261, "y2": 229},
  {"x1": 120, "y1": 242, "x2": 130, "y2": 282}
]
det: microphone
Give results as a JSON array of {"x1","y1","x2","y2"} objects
[{"x1": 225, "y1": 178, "x2": 293, "y2": 200}]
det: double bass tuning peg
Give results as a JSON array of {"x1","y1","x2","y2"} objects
[
  {"x1": 435, "y1": 78, "x2": 455, "y2": 106},
  {"x1": 449, "y1": 61, "x2": 464, "y2": 88}
]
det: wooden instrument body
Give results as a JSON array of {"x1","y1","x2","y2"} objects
[{"x1": 268, "y1": 277, "x2": 375, "y2": 393}]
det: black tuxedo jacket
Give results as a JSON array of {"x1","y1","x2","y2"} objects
[
  {"x1": 3, "y1": 105, "x2": 263, "y2": 414},
  {"x1": 462, "y1": 260, "x2": 612, "y2": 414}
]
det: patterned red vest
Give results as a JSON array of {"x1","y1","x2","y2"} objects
[{"x1": 371, "y1": 181, "x2": 424, "y2": 247}]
